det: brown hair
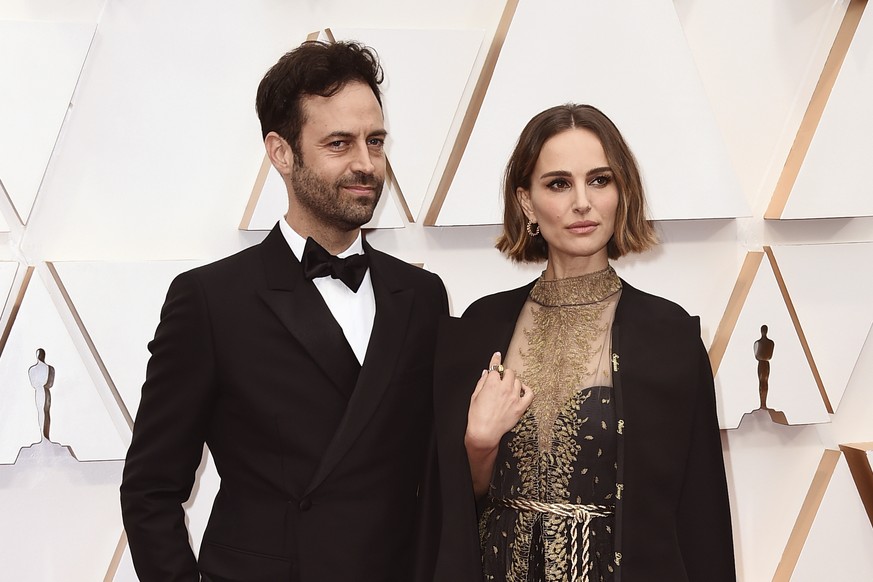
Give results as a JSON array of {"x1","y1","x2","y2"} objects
[
  {"x1": 256, "y1": 41, "x2": 383, "y2": 162},
  {"x1": 496, "y1": 104, "x2": 657, "y2": 262}
]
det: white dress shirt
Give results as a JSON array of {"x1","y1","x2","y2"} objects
[{"x1": 278, "y1": 219, "x2": 376, "y2": 364}]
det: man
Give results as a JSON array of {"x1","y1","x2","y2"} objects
[{"x1": 120, "y1": 41, "x2": 448, "y2": 581}]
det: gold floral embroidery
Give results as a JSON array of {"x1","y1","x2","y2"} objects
[
  {"x1": 522, "y1": 267, "x2": 621, "y2": 452},
  {"x1": 480, "y1": 267, "x2": 621, "y2": 582}
]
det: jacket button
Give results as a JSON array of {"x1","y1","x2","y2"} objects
[{"x1": 299, "y1": 498, "x2": 312, "y2": 511}]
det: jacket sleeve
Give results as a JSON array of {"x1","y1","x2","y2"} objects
[
  {"x1": 120, "y1": 270, "x2": 217, "y2": 581},
  {"x1": 676, "y1": 340, "x2": 737, "y2": 581}
]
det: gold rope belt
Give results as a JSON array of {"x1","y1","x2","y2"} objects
[{"x1": 493, "y1": 497, "x2": 614, "y2": 582}]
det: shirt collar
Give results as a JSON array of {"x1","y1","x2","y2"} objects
[{"x1": 278, "y1": 218, "x2": 365, "y2": 262}]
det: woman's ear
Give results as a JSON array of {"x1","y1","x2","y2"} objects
[
  {"x1": 264, "y1": 131, "x2": 295, "y2": 177},
  {"x1": 517, "y1": 187, "x2": 536, "y2": 222}
]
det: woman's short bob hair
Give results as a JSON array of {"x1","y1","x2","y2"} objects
[{"x1": 496, "y1": 104, "x2": 657, "y2": 262}]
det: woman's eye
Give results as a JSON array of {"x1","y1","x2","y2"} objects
[
  {"x1": 589, "y1": 174, "x2": 612, "y2": 187},
  {"x1": 547, "y1": 179, "x2": 571, "y2": 190}
]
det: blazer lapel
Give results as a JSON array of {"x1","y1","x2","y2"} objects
[
  {"x1": 257, "y1": 225, "x2": 360, "y2": 399},
  {"x1": 304, "y1": 245, "x2": 413, "y2": 495}
]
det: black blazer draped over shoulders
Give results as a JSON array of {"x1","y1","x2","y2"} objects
[{"x1": 427, "y1": 278, "x2": 736, "y2": 582}]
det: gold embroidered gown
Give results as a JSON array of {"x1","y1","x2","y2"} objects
[{"x1": 480, "y1": 266, "x2": 622, "y2": 582}]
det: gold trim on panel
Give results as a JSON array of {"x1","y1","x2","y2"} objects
[
  {"x1": 387, "y1": 158, "x2": 414, "y2": 222},
  {"x1": 708, "y1": 252, "x2": 763, "y2": 374},
  {"x1": 103, "y1": 530, "x2": 128, "y2": 582},
  {"x1": 765, "y1": 0, "x2": 868, "y2": 219},
  {"x1": 0, "y1": 176, "x2": 25, "y2": 228},
  {"x1": 46, "y1": 262, "x2": 134, "y2": 429},
  {"x1": 839, "y1": 442, "x2": 873, "y2": 528},
  {"x1": 773, "y1": 449, "x2": 841, "y2": 581},
  {"x1": 423, "y1": 0, "x2": 521, "y2": 226},
  {"x1": 0, "y1": 265, "x2": 33, "y2": 354},
  {"x1": 239, "y1": 154, "x2": 273, "y2": 230},
  {"x1": 764, "y1": 246, "x2": 833, "y2": 413}
]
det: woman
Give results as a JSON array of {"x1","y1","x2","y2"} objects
[{"x1": 430, "y1": 104, "x2": 735, "y2": 581}]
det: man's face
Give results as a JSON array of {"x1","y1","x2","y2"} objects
[{"x1": 289, "y1": 81, "x2": 386, "y2": 234}]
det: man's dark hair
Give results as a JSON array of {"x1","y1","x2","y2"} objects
[{"x1": 255, "y1": 40, "x2": 384, "y2": 162}]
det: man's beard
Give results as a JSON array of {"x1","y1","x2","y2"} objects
[{"x1": 291, "y1": 162, "x2": 383, "y2": 231}]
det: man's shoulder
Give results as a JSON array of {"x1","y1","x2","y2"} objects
[
  {"x1": 171, "y1": 240, "x2": 265, "y2": 292},
  {"x1": 367, "y1": 245, "x2": 444, "y2": 289}
]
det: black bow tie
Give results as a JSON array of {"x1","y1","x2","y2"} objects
[{"x1": 301, "y1": 237, "x2": 369, "y2": 292}]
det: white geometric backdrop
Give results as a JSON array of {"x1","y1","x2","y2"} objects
[{"x1": 1, "y1": 1, "x2": 872, "y2": 580}]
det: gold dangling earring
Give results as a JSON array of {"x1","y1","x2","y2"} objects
[{"x1": 526, "y1": 219, "x2": 540, "y2": 237}]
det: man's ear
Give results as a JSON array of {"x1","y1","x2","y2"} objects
[
  {"x1": 517, "y1": 187, "x2": 536, "y2": 222},
  {"x1": 264, "y1": 132, "x2": 295, "y2": 177}
]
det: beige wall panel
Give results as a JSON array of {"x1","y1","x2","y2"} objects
[
  {"x1": 723, "y1": 416, "x2": 830, "y2": 580},
  {"x1": 675, "y1": 0, "x2": 847, "y2": 208},
  {"x1": 787, "y1": 453, "x2": 873, "y2": 580},
  {"x1": 614, "y1": 219, "x2": 743, "y2": 347},
  {"x1": 714, "y1": 253, "x2": 829, "y2": 428},
  {"x1": 51, "y1": 260, "x2": 204, "y2": 419},
  {"x1": 0, "y1": 21, "x2": 95, "y2": 224},
  {"x1": 434, "y1": 0, "x2": 747, "y2": 226},
  {"x1": 0, "y1": 269, "x2": 127, "y2": 463},
  {"x1": 783, "y1": 2, "x2": 873, "y2": 219},
  {"x1": 769, "y1": 243, "x2": 873, "y2": 411},
  {"x1": 0, "y1": 452, "x2": 124, "y2": 580},
  {"x1": 17, "y1": 0, "x2": 292, "y2": 261},
  {"x1": 828, "y1": 330, "x2": 873, "y2": 445},
  {"x1": 333, "y1": 28, "x2": 484, "y2": 222},
  {"x1": 0, "y1": 0, "x2": 105, "y2": 21},
  {"x1": 0, "y1": 261, "x2": 19, "y2": 320}
]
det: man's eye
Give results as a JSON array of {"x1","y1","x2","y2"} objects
[
  {"x1": 368, "y1": 138, "x2": 385, "y2": 148},
  {"x1": 329, "y1": 141, "x2": 347, "y2": 148}
]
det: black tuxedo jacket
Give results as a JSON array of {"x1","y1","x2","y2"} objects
[
  {"x1": 121, "y1": 225, "x2": 448, "y2": 582},
  {"x1": 425, "y1": 279, "x2": 735, "y2": 582}
]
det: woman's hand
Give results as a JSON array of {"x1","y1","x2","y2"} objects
[{"x1": 465, "y1": 352, "x2": 533, "y2": 497}]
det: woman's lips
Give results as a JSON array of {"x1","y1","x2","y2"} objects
[{"x1": 567, "y1": 221, "x2": 597, "y2": 234}]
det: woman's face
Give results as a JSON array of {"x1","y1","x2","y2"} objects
[{"x1": 518, "y1": 128, "x2": 619, "y2": 277}]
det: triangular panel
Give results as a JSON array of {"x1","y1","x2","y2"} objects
[
  {"x1": 50, "y1": 260, "x2": 204, "y2": 420},
  {"x1": 770, "y1": 243, "x2": 873, "y2": 411},
  {"x1": 330, "y1": 28, "x2": 484, "y2": 221},
  {"x1": 0, "y1": 268, "x2": 127, "y2": 462},
  {"x1": 111, "y1": 542, "x2": 137, "y2": 582},
  {"x1": 430, "y1": 0, "x2": 747, "y2": 225},
  {"x1": 0, "y1": 21, "x2": 96, "y2": 223},
  {"x1": 779, "y1": 451, "x2": 873, "y2": 580},
  {"x1": 782, "y1": 4, "x2": 873, "y2": 219},
  {"x1": 0, "y1": 261, "x2": 19, "y2": 317},
  {"x1": 712, "y1": 252, "x2": 829, "y2": 428},
  {"x1": 0, "y1": 205, "x2": 9, "y2": 233},
  {"x1": 0, "y1": 453, "x2": 125, "y2": 580},
  {"x1": 724, "y1": 417, "x2": 831, "y2": 580}
]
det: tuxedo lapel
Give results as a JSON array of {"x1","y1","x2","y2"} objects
[
  {"x1": 257, "y1": 226, "x2": 360, "y2": 399},
  {"x1": 304, "y1": 245, "x2": 413, "y2": 495}
]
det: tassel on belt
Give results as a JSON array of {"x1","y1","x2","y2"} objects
[{"x1": 493, "y1": 497, "x2": 614, "y2": 582}]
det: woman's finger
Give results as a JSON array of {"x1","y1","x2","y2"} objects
[{"x1": 471, "y1": 368, "x2": 489, "y2": 399}]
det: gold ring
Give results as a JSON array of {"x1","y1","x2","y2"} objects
[{"x1": 489, "y1": 364, "x2": 505, "y2": 379}]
